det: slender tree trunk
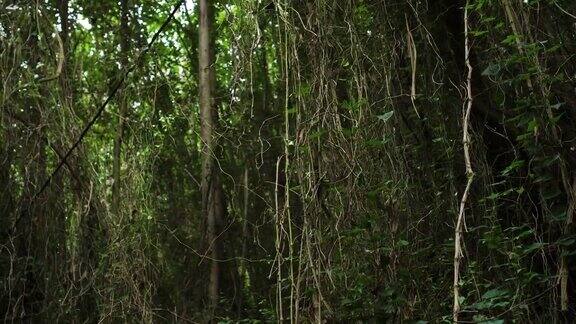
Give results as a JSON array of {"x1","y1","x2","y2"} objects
[
  {"x1": 237, "y1": 167, "x2": 249, "y2": 315},
  {"x1": 199, "y1": 0, "x2": 222, "y2": 311},
  {"x1": 112, "y1": 0, "x2": 130, "y2": 215}
]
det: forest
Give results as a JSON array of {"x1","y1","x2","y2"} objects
[{"x1": 1, "y1": 0, "x2": 576, "y2": 322}]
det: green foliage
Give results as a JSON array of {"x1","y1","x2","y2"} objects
[
  {"x1": 1, "y1": 0, "x2": 575, "y2": 322},
  {"x1": 376, "y1": 110, "x2": 394, "y2": 123}
]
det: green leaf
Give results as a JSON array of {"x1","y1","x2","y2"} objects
[
  {"x1": 502, "y1": 34, "x2": 519, "y2": 45},
  {"x1": 501, "y1": 159, "x2": 524, "y2": 176},
  {"x1": 556, "y1": 237, "x2": 575, "y2": 247},
  {"x1": 542, "y1": 187, "x2": 561, "y2": 200},
  {"x1": 471, "y1": 30, "x2": 488, "y2": 37},
  {"x1": 377, "y1": 111, "x2": 394, "y2": 123},
  {"x1": 561, "y1": 249, "x2": 576, "y2": 257},
  {"x1": 523, "y1": 242, "x2": 545, "y2": 254},
  {"x1": 550, "y1": 210, "x2": 567, "y2": 222},
  {"x1": 397, "y1": 239, "x2": 409, "y2": 247},
  {"x1": 482, "y1": 288, "x2": 508, "y2": 300},
  {"x1": 482, "y1": 63, "x2": 501, "y2": 76}
]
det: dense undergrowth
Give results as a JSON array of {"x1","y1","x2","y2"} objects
[{"x1": 1, "y1": 0, "x2": 576, "y2": 322}]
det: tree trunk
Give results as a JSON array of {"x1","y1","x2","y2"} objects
[{"x1": 199, "y1": 0, "x2": 223, "y2": 312}]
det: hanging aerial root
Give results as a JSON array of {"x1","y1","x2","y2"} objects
[{"x1": 453, "y1": 1, "x2": 474, "y2": 322}]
